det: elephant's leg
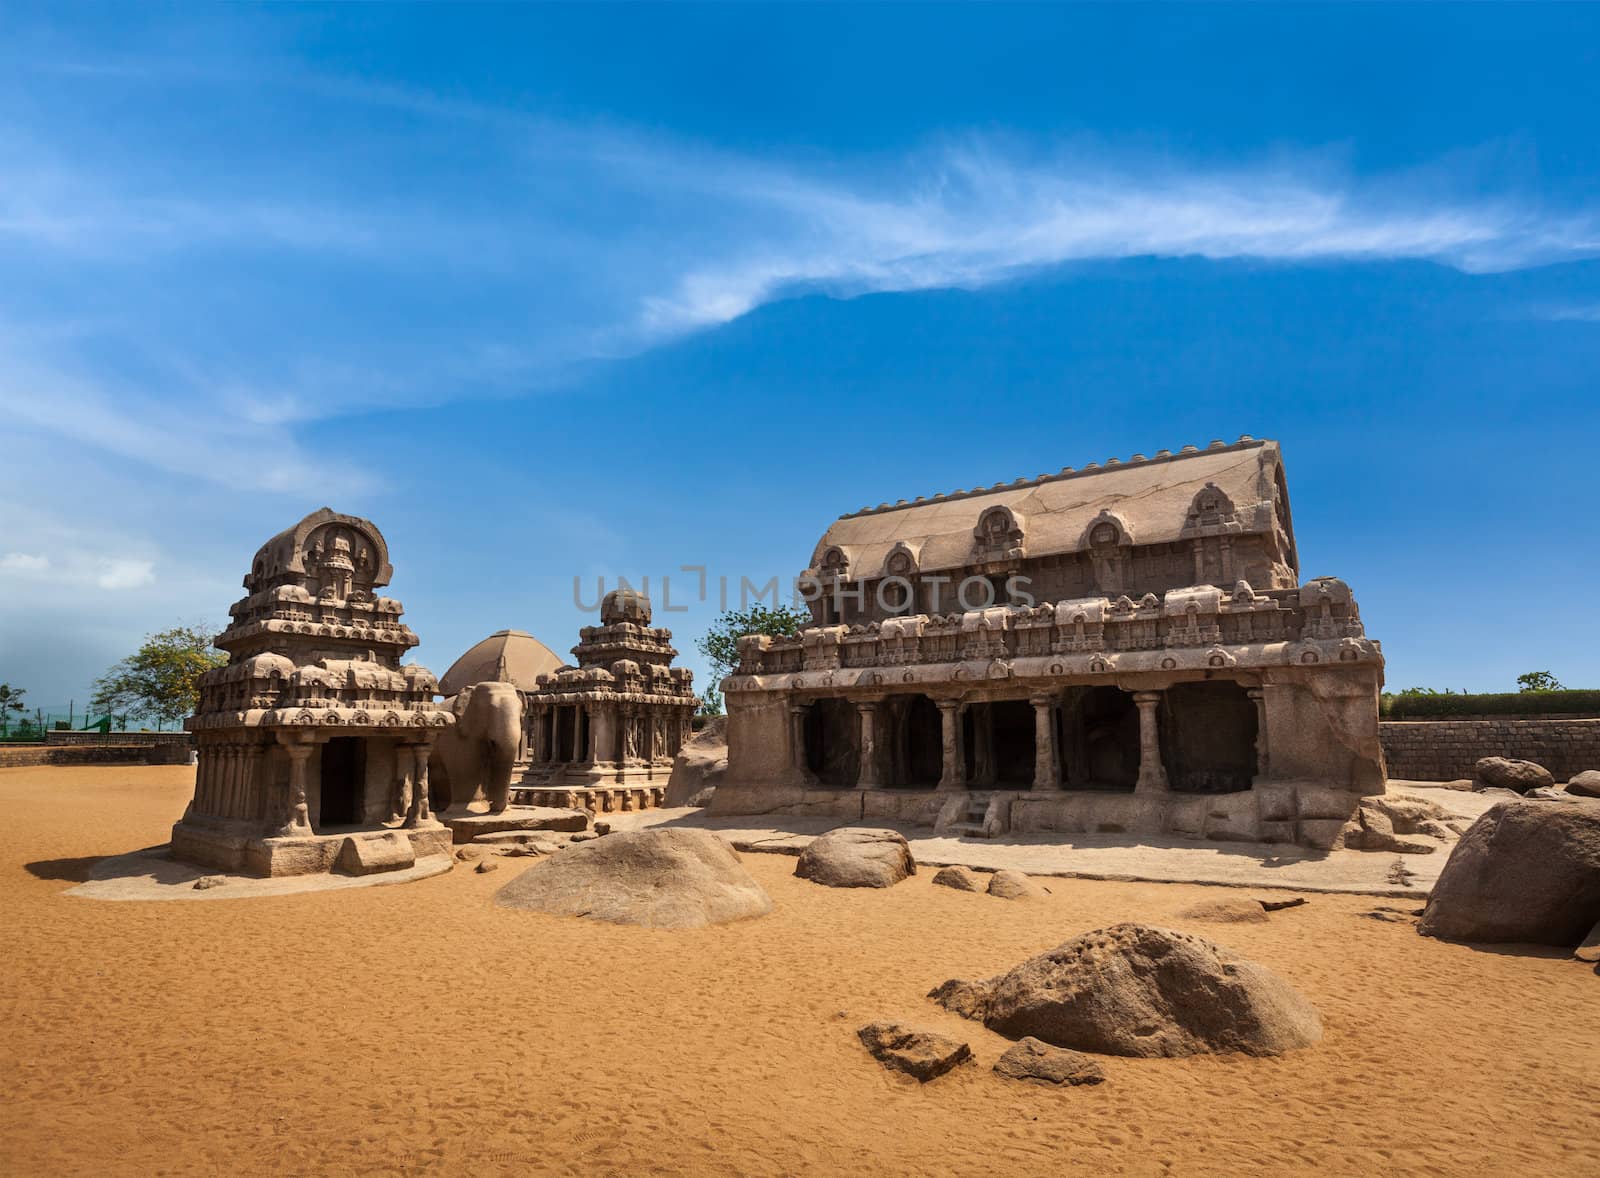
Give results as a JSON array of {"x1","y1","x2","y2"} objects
[{"x1": 486, "y1": 745, "x2": 515, "y2": 813}]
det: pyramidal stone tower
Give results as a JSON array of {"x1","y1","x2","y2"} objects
[{"x1": 174, "y1": 508, "x2": 454, "y2": 877}]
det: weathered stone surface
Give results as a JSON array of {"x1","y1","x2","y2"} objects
[
  {"x1": 927, "y1": 977, "x2": 992, "y2": 1021},
  {"x1": 1474, "y1": 757, "x2": 1555, "y2": 793},
  {"x1": 1440, "y1": 779, "x2": 1476, "y2": 792},
  {"x1": 1576, "y1": 920, "x2": 1600, "y2": 963},
  {"x1": 474, "y1": 859, "x2": 499, "y2": 874},
  {"x1": 1419, "y1": 801, "x2": 1600, "y2": 946},
  {"x1": 941, "y1": 923, "x2": 1322, "y2": 1058},
  {"x1": 987, "y1": 869, "x2": 1045, "y2": 900},
  {"x1": 445, "y1": 808, "x2": 588, "y2": 844},
  {"x1": 1568, "y1": 770, "x2": 1600, "y2": 799},
  {"x1": 932, "y1": 864, "x2": 983, "y2": 892},
  {"x1": 856, "y1": 1022, "x2": 972, "y2": 1082},
  {"x1": 1258, "y1": 896, "x2": 1308, "y2": 912},
  {"x1": 192, "y1": 875, "x2": 227, "y2": 891},
  {"x1": 336, "y1": 832, "x2": 417, "y2": 876},
  {"x1": 686, "y1": 787, "x2": 717, "y2": 808},
  {"x1": 1179, "y1": 898, "x2": 1269, "y2": 923},
  {"x1": 993, "y1": 1037, "x2": 1106, "y2": 1086},
  {"x1": 665, "y1": 715, "x2": 727, "y2": 807},
  {"x1": 795, "y1": 828, "x2": 915, "y2": 889},
  {"x1": 495, "y1": 827, "x2": 772, "y2": 929}
]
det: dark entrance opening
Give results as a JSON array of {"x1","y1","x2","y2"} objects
[
  {"x1": 1162, "y1": 681, "x2": 1258, "y2": 793},
  {"x1": 1064, "y1": 687, "x2": 1139, "y2": 791},
  {"x1": 555, "y1": 707, "x2": 575, "y2": 761},
  {"x1": 990, "y1": 700, "x2": 1036, "y2": 786},
  {"x1": 804, "y1": 699, "x2": 859, "y2": 787},
  {"x1": 889, "y1": 694, "x2": 942, "y2": 787},
  {"x1": 320, "y1": 736, "x2": 365, "y2": 826}
]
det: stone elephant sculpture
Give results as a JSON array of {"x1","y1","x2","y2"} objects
[{"x1": 428, "y1": 681, "x2": 524, "y2": 813}]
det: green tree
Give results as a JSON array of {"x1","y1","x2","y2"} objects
[
  {"x1": 697, "y1": 685, "x2": 724, "y2": 719},
  {"x1": 696, "y1": 603, "x2": 812, "y2": 686},
  {"x1": 1516, "y1": 670, "x2": 1565, "y2": 693},
  {"x1": 0, "y1": 683, "x2": 24, "y2": 735},
  {"x1": 91, "y1": 624, "x2": 226, "y2": 729}
]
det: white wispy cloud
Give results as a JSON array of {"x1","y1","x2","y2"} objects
[
  {"x1": 0, "y1": 552, "x2": 50, "y2": 573},
  {"x1": 96, "y1": 558, "x2": 155, "y2": 590}
]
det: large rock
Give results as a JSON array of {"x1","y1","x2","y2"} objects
[
  {"x1": 494, "y1": 827, "x2": 772, "y2": 929},
  {"x1": 987, "y1": 870, "x2": 1045, "y2": 900},
  {"x1": 932, "y1": 864, "x2": 983, "y2": 892},
  {"x1": 1418, "y1": 800, "x2": 1600, "y2": 946},
  {"x1": 856, "y1": 1022, "x2": 972, "y2": 1082},
  {"x1": 1566, "y1": 770, "x2": 1600, "y2": 799},
  {"x1": 932, "y1": 923, "x2": 1322, "y2": 1058},
  {"x1": 664, "y1": 715, "x2": 728, "y2": 807},
  {"x1": 1474, "y1": 757, "x2": 1555, "y2": 793},
  {"x1": 794, "y1": 828, "x2": 915, "y2": 888},
  {"x1": 993, "y1": 1037, "x2": 1106, "y2": 1086}
]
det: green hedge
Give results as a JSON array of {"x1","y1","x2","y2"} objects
[{"x1": 1384, "y1": 690, "x2": 1600, "y2": 719}]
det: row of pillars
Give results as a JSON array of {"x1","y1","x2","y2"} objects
[
  {"x1": 528, "y1": 704, "x2": 690, "y2": 766},
  {"x1": 789, "y1": 687, "x2": 1268, "y2": 794},
  {"x1": 195, "y1": 733, "x2": 435, "y2": 838}
]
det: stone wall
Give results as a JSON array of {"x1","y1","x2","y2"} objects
[
  {"x1": 1380, "y1": 718, "x2": 1600, "y2": 783},
  {"x1": 0, "y1": 742, "x2": 194, "y2": 769}
]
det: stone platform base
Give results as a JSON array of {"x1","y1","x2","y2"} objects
[
  {"x1": 705, "y1": 780, "x2": 1374, "y2": 849},
  {"x1": 440, "y1": 806, "x2": 590, "y2": 845},
  {"x1": 171, "y1": 819, "x2": 452, "y2": 877},
  {"x1": 512, "y1": 784, "x2": 667, "y2": 813}
]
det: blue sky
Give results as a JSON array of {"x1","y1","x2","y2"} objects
[{"x1": 1, "y1": 4, "x2": 1597, "y2": 712}]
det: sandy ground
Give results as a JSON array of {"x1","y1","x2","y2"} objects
[{"x1": 2, "y1": 766, "x2": 1597, "y2": 1177}]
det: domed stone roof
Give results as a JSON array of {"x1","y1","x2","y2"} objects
[
  {"x1": 439, "y1": 629, "x2": 563, "y2": 696},
  {"x1": 601, "y1": 587, "x2": 652, "y2": 626}
]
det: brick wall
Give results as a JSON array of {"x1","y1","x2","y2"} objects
[
  {"x1": 1380, "y1": 718, "x2": 1600, "y2": 783},
  {"x1": 0, "y1": 744, "x2": 194, "y2": 769}
]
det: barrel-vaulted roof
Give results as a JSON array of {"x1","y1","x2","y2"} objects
[{"x1": 809, "y1": 437, "x2": 1294, "y2": 581}]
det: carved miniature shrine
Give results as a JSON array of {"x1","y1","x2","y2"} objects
[
  {"x1": 715, "y1": 437, "x2": 1388, "y2": 848},
  {"x1": 173, "y1": 508, "x2": 453, "y2": 876},
  {"x1": 514, "y1": 588, "x2": 695, "y2": 812}
]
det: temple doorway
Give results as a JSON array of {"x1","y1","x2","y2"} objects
[
  {"x1": 555, "y1": 707, "x2": 575, "y2": 762},
  {"x1": 889, "y1": 694, "x2": 942, "y2": 787},
  {"x1": 804, "y1": 699, "x2": 859, "y2": 787},
  {"x1": 1162, "y1": 681, "x2": 1258, "y2": 792},
  {"x1": 1064, "y1": 687, "x2": 1139, "y2": 791},
  {"x1": 990, "y1": 700, "x2": 1036, "y2": 786},
  {"x1": 320, "y1": 736, "x2": 366, "y2": 826}
]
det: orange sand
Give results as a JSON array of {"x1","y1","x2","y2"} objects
[{"x1": 2, "y1": 765, "x2": 1596, "y2": 1177}]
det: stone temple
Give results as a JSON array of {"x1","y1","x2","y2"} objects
[
  {"x1": 713, "y1": 437, "x2": 1388, "y2": 847},
  {"x1": 174, "y1": 508, "x2": 453, "y2": 876},
  {"x1": 513, "y1": 588, "x2": 696, "y2": 812}
]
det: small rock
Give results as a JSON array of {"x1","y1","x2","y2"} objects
[
  {"x1": 1576, "y1": 920, "x2": 1600, "y2": 964},
  {"x1": 1474, "y1": 756, "x2": 1555, "y2": 793},
  {"x1": 594, "y1": 821, "x2": 611, "y2": 836},
  {"x1": 475, "y1": 860, "x2": 499, "y2": 874},
  {"x1": 569, "y1": 831, "x2": 599, "y2": 843},
  {"x1": 1258, "y1": 897, "x2": 1309, "y2": 912},
  {"x1": 1179, "y1": 898, "x2": 1268, "y2": 923},
  {"x1": 927, "y1": 977, "x2": 992, "y2": 1021},
  {"x1": 1474, "y1": 787, "x2": 1523, "y2": 800},
  {"x1": 987, "y1": 869, "x2": 1045, "y2": 900},
  {"x1": 993, "y1": 1037, "x2": 1106, "y2": 1087},
  {"x1": 1567, "y1": 770, "x2": 1600, "y2": 799},
  {"x1": 1439, "y1": 779, "x2": 1476, "y2": 792},
  {"x1": 192, "y1": 875, "x2": 227, "y2": 891},
  {"x1": 1525, "y1": 787, "x2": 1572, "y2": 801},
  {"x1": 455, "y1": 847, "x2": 482, "y2": 861},
  {"x1": 932, "y1": 865, "x2": 983, "y2": 892},
  {"x1": 856, "y1": 1022, "x2": 972, "y2": 1082}
]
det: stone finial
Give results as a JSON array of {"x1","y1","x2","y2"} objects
[{"x1": 601, "y1": 587, "x2": 652, "y2": 626}]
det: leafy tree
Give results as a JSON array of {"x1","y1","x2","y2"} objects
[
  {"x1": 1516, "y1": 670, "x2": 1565, "y2": 693},
  {"x1": 696, "y1": 603, "x2": 812, "y2": 685},
  {"x1": 697, "y1": 685, "x2": 724, "y2": 719},
  {"x1": 0, "y1": 683, "x2": 24, "y2": 734},
  {"x1": 91, "y1": 624, "x2": 226, "y2": 729}
]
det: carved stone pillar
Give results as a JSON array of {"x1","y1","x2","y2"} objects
[
  {"x1": 1030, "y1": 693, "x2": 1061, "y2": 791},
  {"x1": 973, "y1": 703, "x2": 997, "y2": 788},
  {"x1": 1247, "y1": 686, "x2": 1269, "y2": 779},
  {"x1": 1133, "y1": 691, "x2": 1169, "y2": 793},
  {"x1": 936, "y1": 700, "x2": 966, "y2": 791},
  {"x1": 405, "y1": 742, "x2": 434, "y2": 827},
  {"x1": 243, "y1": 745, "x2": 262, "y2": 823},
  {"x1": 391, "y1": 742, "x2": 413, "y2": 823},
  {"x1": 222, "y1": 744, "x2": 240, "y2": 818},
  {"x1": 788, "y1": 704, "x2": 809, "y2": 773},
  {"x1": 856, "y1": 700, "x2": 883, "y2": 789},
  {"x1": 276, "y1": 735, "x2": 315, "y2": 836}
]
